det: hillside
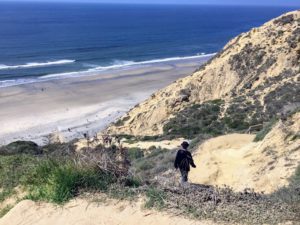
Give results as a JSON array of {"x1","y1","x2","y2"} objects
[
  {"x1": 190, "y1": 112, "x2": 300, "y2": 193},
  {"x1": 107, "y1": 10, "x2": 300, "y2": 138}
]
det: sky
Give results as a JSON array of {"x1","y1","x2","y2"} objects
[{"x1": 1, "y1": 0, "x2": 300, "y2": 6}]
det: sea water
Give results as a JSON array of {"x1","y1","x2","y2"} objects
[{"x1": 0, "y1": 2, "x2": 297, "y2": 87}]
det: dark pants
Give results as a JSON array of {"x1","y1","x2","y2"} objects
[{"x1": 180, "y1": 168, "x2": 189, "y2": 183}]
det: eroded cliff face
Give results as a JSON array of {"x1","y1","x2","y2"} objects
[{"x1": 107, "y1": 10, "x2": 300, "y2": 137}]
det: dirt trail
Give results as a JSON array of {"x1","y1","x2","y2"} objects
[
  {"x1": 190, "y1": 134, "x2": 256, "y2": 191},
  {"x1": 190, "y1": 124, "x2": 300, "y2": 193}
]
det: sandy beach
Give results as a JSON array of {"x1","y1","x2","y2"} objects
[{"x1": 0, "y1": 56, "x2": 211, "y2": 145}]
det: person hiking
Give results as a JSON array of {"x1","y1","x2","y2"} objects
[{"x1": 174, "y1": 141, "x2": 196, "y2": 184}]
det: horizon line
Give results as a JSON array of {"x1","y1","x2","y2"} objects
[{"x1": 0, "y1": 1, "x2": 300, "y2": 7}]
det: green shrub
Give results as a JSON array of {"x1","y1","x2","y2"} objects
[
  {"x1": 0, "y1": 141, "x2": 40, "y2": 155},
  {"x1": 291, "y1": 133, "x2": 300, "y2": 141},
  {"x1": 163, "y1": 100, "x2": 225, "y2": 139},
  {"x1": 25, "y1": 159, "x2": 115, "y2": 204},
  {"x1": 145, "y1": 188, "x2": 166, "y2": 209},
  {"x1": 0, "y1": 189, "x2": 14, "y2": 203},
  {"x1": 128, "y1": 147, "x2": 144, "y2": 160},
  {"x1": 123, "y1": 176, "x2": 141, "y2": 188},
  {"x1": 148, "y1": 147, "x2": 167, "y2": 158},
  {"x1": 139, "y1": 136, "x2": 161, "y2": 141},
  {"x1": 107, "y1": 184, "x2": 137, "y2": 200},
  {"x1": 41, "y1": 142, "x2": 75, "y2": 156},
  {"x1": 254, "y1": 118, "x2": 277, "y2": 142},
  {"x1": 116, "y1": 134, "x2": 135, "y2": 140},
  {"x1": 0, "y1": 205, "x2": 13, "y2": 218},
  {"x1": 136, "y1": 161, "x2": 154, "y2": 171},
  {"x1": 0, "y1": 154, "x2": 38, "y2": 189},
  {"x1": 114, "y1": 116, "x2": 130, "y2": 126},
  {"x1": 291, "y1": 164, "x2": 300, "y2": 184},
  {"x1": 131, "y1": 146, "x2": 175, "y2": 181}
]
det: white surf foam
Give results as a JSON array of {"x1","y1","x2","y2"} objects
[
  {"x1": 40, "y1": 53, "x2": 216, "y2": 79},
  {"x1": 0, "y1": 53, "x2": 215, "y2": 87},
  {"x1": 0, "y1": 59, "x2": 75, "y2": 70},
  {"x1": 88, "y1": 53, "x2": 216, "y2": 72}
]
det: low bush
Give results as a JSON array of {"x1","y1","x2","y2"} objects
[
  {"x1": 0, "y1": 154, "x2": 39, "y2": 189},
  {"x1": 114, "y1": 116, "x2": 130, "y2": 127},
  {"x1": 0, "y1": 189, "x2": 14, "y2": 203},
  {"x1": 0, "y1": 141, "x2": 40, "y2": 155},
  {"x1": 135, "y1": 160, "x2": 155, "y2": 172},
  {"x1": 0, "y1": 205, "x2": 13, "y2": 218},
  {"x1": 145, "y1": 188, "x2": 166, "y2": 209},
  {"x1": 0, "y1": 142, "x2": 128, "y2": 205},
  {"x1": 131, "y1": 146, "x2": 175, "y2": 181},
  {"x1": 163, "y1": 100, "x2": 224, "y2": 139},
  {"x1": 254, "y1": 118, "x2": 277, "y2": 142},
  {"x1": 162, "y1": 98, "x2": 256, "y2": 139},
  {"x1": 25, "y1": 159, "x2": 116, "y2": 204},
  {"x1": 127, "y1": 147, "x2": 144, "y2": 160},
  {"x1": 1, "y1": 140, "x2": 299, "y2": 224}
]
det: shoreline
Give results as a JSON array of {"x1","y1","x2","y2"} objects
[
  {"x1": 0, "y1": 53, "x2": 215, "y2": 88},
  {"x1": 0, "y1": 55, "x2": 211, "y2": 145}
]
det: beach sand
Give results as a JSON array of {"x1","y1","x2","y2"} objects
[{"x1": 0, "y1": 56, "x2": 210, "y2": 145}]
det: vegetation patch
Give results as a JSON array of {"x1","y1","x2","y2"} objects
[
  {"x1": 0, "y1": 189, "x2": 15, "y2": 203},
  {"x1": 162, "y1": 99, "x2": 260, "y2": 139},
  {"x1": 144, "y1": 188, "x2": 166, "y2": 209},
  {"x1": 254, "y1": 118, "x2": 277, "y2": 142},
  {"x1": 0, "y1": 142, "x2": 133, "y2": 206},
  {"x1": 127, "y1": 147, "x2": 145, "y2": 160},
  {"x1": 25, "y1": 159, "x2": 116, "y2": 204},
  {"x1": 287, "y1": 28, "x2": 300, "y2": 49},
  {"x1": 0, "y1": 205, "x2": 13, "y2": 218},
  {"x1": 264, "y1": 82, "x2": 300, "y2": 117},
  {"x1": 159, "y1": 183, "x2": 299, "y2": 225},
  {"x1": 0, "y1": 154, "x2": 39, "y2": 190},
  {"x1": 0, "y1": 141, "x2": 40, "y2": 155},
  {"x1": 0, "y1": 140, "x2": 299, "y2": 224},
  {"x1": 229, "y1": 43, "x2": 267, "y2": 80},
  {"x1": 274, "y1": 14, "x2": 294, "y2": 25},
  {"x1": 114, "y1": 115, "x2": 130, "y2": 127},
  {"x1": 163, "y1": 100, "x2": 225, "y2": 139},
  {"x1": 131, "y1": 146, "x2": 175, "y2": 181}
]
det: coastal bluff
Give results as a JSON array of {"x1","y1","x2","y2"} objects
[{"x1": 107, "y1": 10, "x2": 300, "y2": 137}]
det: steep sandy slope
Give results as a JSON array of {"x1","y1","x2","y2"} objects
[
  {"x1": 0, "y1": 199, "x2": 219, "y2": 225},
  {"x1": 190, "y1": 112, "x2": 300, "y2": 193},
  {"x1": 107, "y1": 10, "x2": 300, "y2": 136}
]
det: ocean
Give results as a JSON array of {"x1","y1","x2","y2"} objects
[{"x1": 0, "y1": 3, "x2": 297, "y2": 87}]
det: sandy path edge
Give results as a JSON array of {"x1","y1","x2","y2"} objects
[{"x1": 0, "y1": 198, "x2": 218, "y2": 225}]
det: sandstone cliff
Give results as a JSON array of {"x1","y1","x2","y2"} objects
[{"x1": 107, "y1": 10, "x2": 300, "y2": 137}]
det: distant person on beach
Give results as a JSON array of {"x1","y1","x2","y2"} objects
[{"x1": 174, "y1": 141, "x2": 196, "y2": 185}]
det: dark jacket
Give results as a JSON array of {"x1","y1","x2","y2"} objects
[{"x1": 174, "y1": 149, "x2": 196, "y2": 171}]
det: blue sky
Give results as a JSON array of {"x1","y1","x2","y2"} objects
[{"x1": 1, "y1": 0, "x2": 300, "y2": 6}]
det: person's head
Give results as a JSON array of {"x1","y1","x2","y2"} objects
[{"x1": 181, "y1": 141, "x2": 189, "y2": 150}]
